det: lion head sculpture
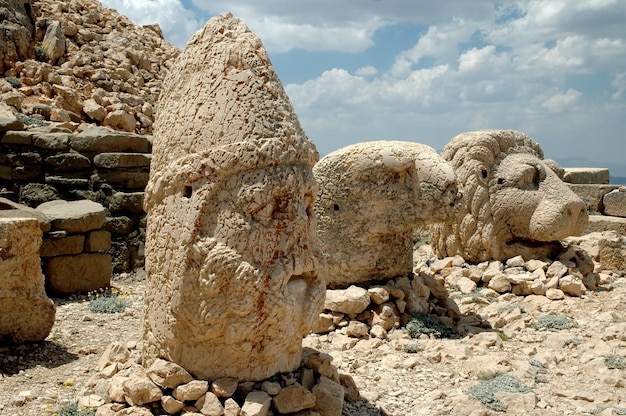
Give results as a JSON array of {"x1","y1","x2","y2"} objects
[{"x1": 429, "y1": 130, "x2": 588, "y2": 262}]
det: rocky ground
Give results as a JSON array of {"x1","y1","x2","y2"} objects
[{"x1": 2, "y1": 254, "x2": 626, "y2": 416}]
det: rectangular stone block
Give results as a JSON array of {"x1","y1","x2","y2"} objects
[
  {"x1": 109, "y1": 191, "x2": 145, "y2": 214},
  {"x1": 33, "y1": 133, "x2": 71, "y2": 150},
  {"x1": 1, "y1": 130, "x2": 34, "y2": 145},
  {"x1": 568, "y1": 184, "x2": 620, "y2": 213},
  {"x1": 563, "y1": 168, "x2": 610, "y2": 185},
  {"x1": 584, "y1": 215, "x2": 626, "y2": 236},
  {"x1": 603, "y1": 188, "x2": 626, "y2": 218},
  {"x1": 44, "y1": 253, "x2": 112, "y2": 295},
  {"x1": 94, "y1": 170, "x2": 150, "y2": 189},
  {"x1": 40, "y1": 234, "x2": 85, "y2": 257},
  {"x1": 70, "y1": 127, "x2": 151, "y2": 152},
  {"x1": 0, "y1": 217, "x2": 55, "y2": 342},
  {"x1": 11, "y1": 165, "x2": 42, "y2": 181},
  {"x1": 94, "y1": 153, "x2": 152, "y2": 168},
  {"x1": 85, "y1": 230, "x2": 111, "y2": 252}
]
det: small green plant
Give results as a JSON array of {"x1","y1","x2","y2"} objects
[
  {"x1": 531, "y1": 314, "x2": 577, "y2": 331},
  {"x1": 405, "y1": 313, "x2": 457, "y2": 339},
  {"x1": 497, "y1": 330, "x2": 510, "y2": 341},
  {"x1": 58, "y1": 403, "x2": 95, "y2": 416},
  {"x1": 604, "y1": 354, "x2": 626, "y2": 370},
  {"x1": 88, "y1": 287, "x2": 130, "y2": 313},
  {"x1": 564, "y1": 337, "x2": 581, "y2": 347},
  {"x1": 402, "y1": 342, "x2": 421, "y2": 353},
  {"x1": 34, "y1": 43, "x2": 49, "y2": 62},
  {"x1": 497, "y1": 304, "x2": 526, "y2": 315},
  {"x1": 465, "y1": 374, "x2": 533, "y2": 412},
  {"x1": 5, "y1": 76, "x2": 21, "y2": 88},
  {"x1": 593, "y1": 406, "x2": 626, "y2": 415},
  {"x1": 15, "y1": 112, "x2": 46, "y2": 126}
]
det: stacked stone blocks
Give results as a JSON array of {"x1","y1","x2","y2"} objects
[
  {"x1": 0, "y1": 120, "x2": 150, "y2": 273},
  {"x1": 564, "y1": 167, "x2": 626, "y2": 235},
  {"x1": 36, "y1": 199, "x2": 112, "y2": 295}
]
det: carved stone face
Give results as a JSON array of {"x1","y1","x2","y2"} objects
[
  {"x1": 144, "y1": 165, "x2": 324, "y2": 381},
  {"x1": 314, "y1": 141, "x2": 460, "y2": 287},
  {"x1": 430, "y1": 130, "x2": 590, "y2": 262},
  {"x1": 490, "y1": 153, "x2": 588, "y2": 246}
]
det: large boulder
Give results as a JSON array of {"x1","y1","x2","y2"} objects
[{"x1": 142, "y1": 13, "x2": 325, "y2": 381}]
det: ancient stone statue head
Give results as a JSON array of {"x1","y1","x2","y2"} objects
[
  {"x1": 142, "y1": 13, "x2": 324, "y2": 381},
  {"x1": 314, "y1": 141, "x2": 459, "y2": 287},
  {"x1": 430, "y1": 130, "x2": 589, "y2": 262}
]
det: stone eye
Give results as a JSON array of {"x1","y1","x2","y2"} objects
[
  {"x1": 481, "y1": 168, "x2": 488, "y2": 179},
  {"x1": 497, "y1": 178, "x2": 505, "y2": 185}
]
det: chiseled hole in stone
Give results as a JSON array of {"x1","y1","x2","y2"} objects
[
  {"x1": 183, "y1": 186, "x2": 193, "y2": 198},
  {"x1": 287, "y1": 272, "x2": 313, "y2": 298},
  {"x1": 333, "y1": 203, "x2": 340, "y2": 211}
]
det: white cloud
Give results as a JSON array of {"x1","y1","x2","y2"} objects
[
  {"x1": 190, "y1": 0, "x2": 495, "y2": 53},
  {"x1": 100, "y1": 0, "x2": 202, "y2": 48},
  {"x1": 98, "y1": 0, "x2": 626, "y2": 170},
  {"x1": 541, "y1": 88, "x2": 583, "y2": 113},
  {"x1": 355, "y1": 66, "x2": 378, "y2": 77},
  {"x1": 244, "y1": 15, "x2": 385, "y2": 53}
]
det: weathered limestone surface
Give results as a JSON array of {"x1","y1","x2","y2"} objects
[
  {"x1": 430, "y1": 130, "x2": 589, "y2": 262},
  {"x1": 603, "y1": 187, "x2": 626, "y2": 218},
  {"x1": 585, "y1": 214, "x2": 626, "y2": 235},
  {"x1": 44, "y1": 252, "x2": 111, "y2": 294},
  {"x1": 143, "y1": 13, "x2": 325, "y2": 381},
  {"x1": 314, "y1": 141, "x2": 459, "y2": 287},
  {"x1": 0, "y1": 197, "x2": 50, "y2": 231},
  {"x1": 566, "y1": 231, "x2": 626, "y2": 272},
  {"x1": 0, "y1": 0, "x2": 34, "y2": 73},
  {"x1": 41, "y1": 20, "x2": 66, "y2": 63},
  {"x1": 36, "y1": 199, "x2": 106, "y2": 233},
  {"x1": 0, "y1": 217, "x2": 55, "y2": 343},
  {"x1": 567, "y1": 184, "x2": 620, "y2": 213},
  {"x1": 563, "y1": 167, "x2": 610, "y2": 184}
]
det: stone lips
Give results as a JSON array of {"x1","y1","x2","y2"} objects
[
  {"x1": 430, "y1": 129, "x2": 589, "y2": 262},
  {"x1": 143, "y1": 13, "x2": 325, "y2": 381}
]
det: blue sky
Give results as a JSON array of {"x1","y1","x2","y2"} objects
[{"x1": 100, "y1": 0, "x2": 626, "y2": 176}]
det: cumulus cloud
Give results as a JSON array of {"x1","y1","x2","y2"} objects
[
  {"x1": 190, "y1": 0, "x2": 495, "y2": 53},
  {"x1": 541, "y1": 89, "x2": 583, "y2": 113},
  {"x1": 100, "y1": 0, "x2": 203, "y2": 48},
  {"x1": 282, "y1": 0, "x2": 626, "y2": 166},
  {"x1": 99, "y1": 0, "x2": 626, "y2": 170}
]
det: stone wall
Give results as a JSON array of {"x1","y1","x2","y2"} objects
[
  {"x1": 0, "y1": 120, "x2": 150, "y2": 272},
  {"x1": 564, "y1": 167, "x2": 626, "y2": 235}
]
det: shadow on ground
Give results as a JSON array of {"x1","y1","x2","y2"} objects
[{"x1": 0, "y1": 340, "x2": 79, "y2": 375}]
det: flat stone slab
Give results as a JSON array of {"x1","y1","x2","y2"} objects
[
  {"x1": 70, "y1": 127, "x2": 151, "y2": 152},
  {"x1": 563, "y1": 168, "x2": 610, "y2": 185},
  {"x1": 0, "y1": 197, "x2": 51, "y2": 232},
  {"x1": 584, "y1": 214, "x2": 626, "y2": 236},
  {"x1": 94, "y1": 153, "x2": 152, "y2": 168},
  {"x1": 36, "y1": 199, "x2": 106, "y2": 233}
]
